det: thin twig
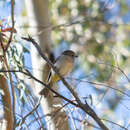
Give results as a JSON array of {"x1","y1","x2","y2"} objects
[
  {"x1": 18, "y1": 17, "x2": 129, "y2": 30},
  {"x1": 5, "y1": 0, "x2": 15, "y2": 51},
  {"x1": 19, "y1": 97, "x2": 41, "y2": 126},
  {"x1": 102, "y1": 119, "x2": 128, "y2": 130},
  {"x1": 67, "y1": 77, "x2": 130, "y2": 98},
  {"x1": 28, "y1": 94, "x2": 45, "y2": 129}
]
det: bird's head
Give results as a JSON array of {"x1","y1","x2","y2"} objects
[{"x1": 62, "y1": 50, "x2": 78, "y2": 58}]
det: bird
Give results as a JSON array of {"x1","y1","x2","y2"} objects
[{"x1": 39, "y1": 50, "x2": 78, "y2": 97}]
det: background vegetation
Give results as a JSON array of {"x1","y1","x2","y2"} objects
[{"x1": 0, "y1": 0, "x2": 129, "y2": 129}]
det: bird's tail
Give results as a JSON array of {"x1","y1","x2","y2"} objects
[{"x1": 39, "y1": 74, "x2": 60, "y2": 97}]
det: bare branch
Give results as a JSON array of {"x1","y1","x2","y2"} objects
[
  {"x1": 67, "y1": 77, "x2": 130, "y2": 98},
  {"x1": 5, "y1": 0, "x2": 15, "y2": 51},
  {"x1": 18, "y1": 97, "x2": 45, "y2": 129},
  {"x1": 0, "y1": 69, "x2": 79, "y2": 107},
  {"x1": 18, "y1": 17, "x2": 129, "y2": 30},
  {"x1": 21, "y1": 36, "x2": 109, "y2": 130},
  {"x1": 102, "y1": 119, "x2": 128, "y2": 130}
]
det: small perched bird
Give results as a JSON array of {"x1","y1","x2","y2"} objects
[{"x1": 39, "y1": 50, "x2": 78, "y2": 97}]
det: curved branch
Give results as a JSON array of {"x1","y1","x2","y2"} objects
[{"x1": 21, "y1": 36, "x2": 109, "y2": 130}]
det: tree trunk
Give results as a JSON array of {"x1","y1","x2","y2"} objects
[
  {"x1": 0, "y1": 75, "x2": 12, "y2": 130},
  {"x1": 25, "y1": 0, "x2": 70, "y2": 129}
]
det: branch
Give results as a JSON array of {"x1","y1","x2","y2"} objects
[
  {"x1": 28, "y1": 93, "x2": 45, "y2": 129},
  {"x1": 102, "y1": 119, "x2": 128, "y2": 130},
  {"x1": 5, "y1": 0, "x2": 15, "y2": 51},
  {"x1": 18, "y1": 17, "x2": 129, "y2": 31},
  {"x1": 0, "y1": 69, "x2": 79, "y2": 107},
  {"x1": 67, "y1": 77, "x2": 130, "y2": 98},
  {"x1": 21, "y1": 36, "x2": 109, "y2": 130},
  {"x1": 18, "y1": 98, "x2": 41, "y2": 127}
]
